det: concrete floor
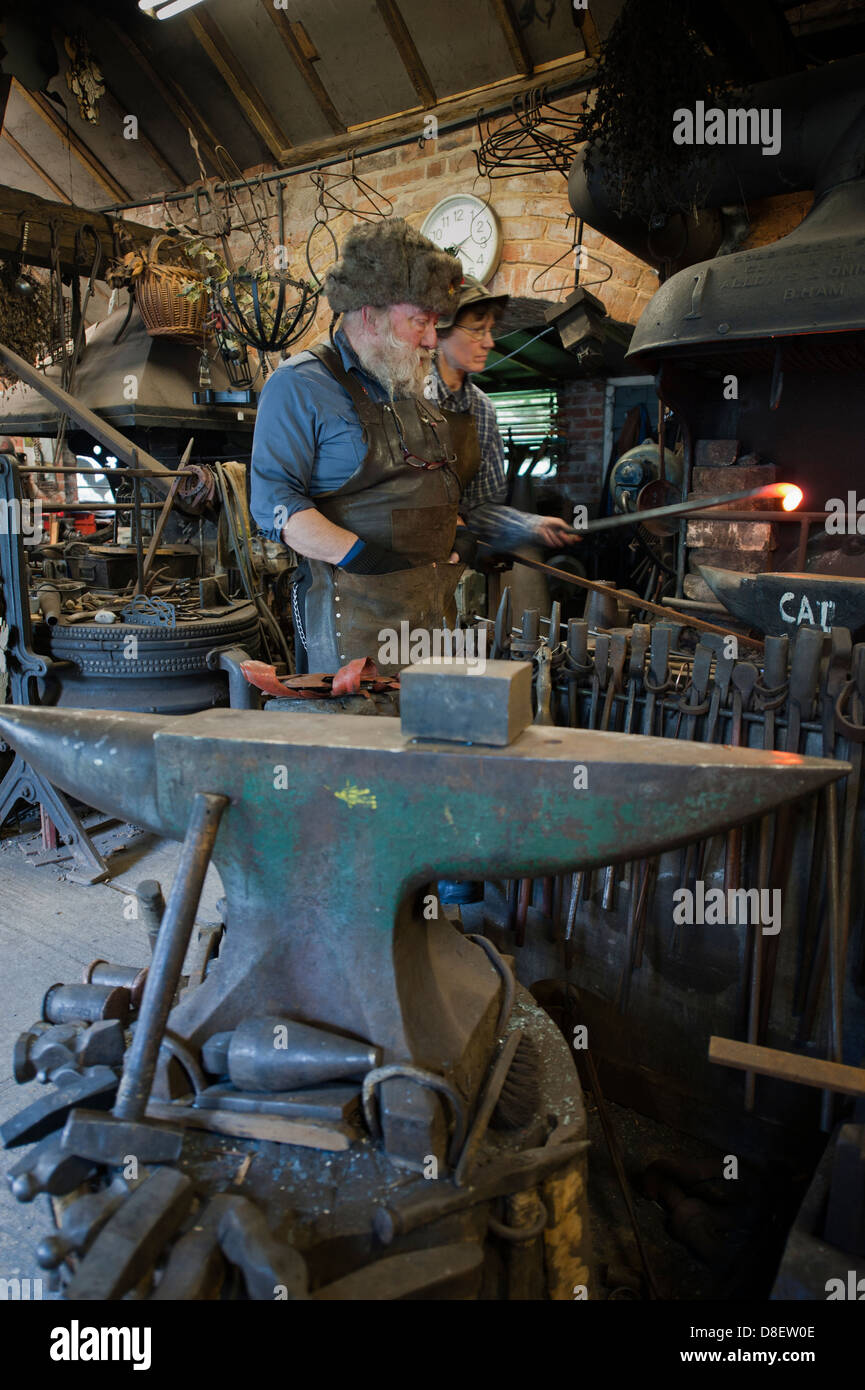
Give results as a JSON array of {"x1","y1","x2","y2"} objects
[{"x1": 0, "y1": 814, "x2": 223, "y2": 1290}]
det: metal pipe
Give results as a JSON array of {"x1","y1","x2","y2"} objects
[
  {"x1": 0, "y1": 342, "x2": 174, "y2": 481},
  {"x1": 685, "y1": 510, "x2": 827, "y2": 524},
  {"x1": 18, "y1": 467, "x2": 197, "y2": 478},
  {"x1": 132, "y1": 465, "x2": 145, "y2": 597},
  {"x1": 30, "y1": 502, "x2": 169, "y2": 512}
]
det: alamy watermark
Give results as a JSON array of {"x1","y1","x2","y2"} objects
[
  {"x1": 377, "y1": 622, "x2": 487, "y2": 671},
  {"x1": 50, "y1": 1321, "x2": 151, "y2": 1369},
  {"x1": 673, "y1": 102, "x2": 781, "y2": 157},
  {"x1": 673, "y1": 882, "x2": 781, "y2": 935},
  {"x1": 0, "y1": 1275, "x2": 42, "y2": 1299},
  {"x1": 0, "y1": 497, "x2": 42, "y2": 545},
  {"x1": 825, "y1": 491, "x2": 865, "y2": 534}
]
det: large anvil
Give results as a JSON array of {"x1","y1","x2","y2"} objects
[{"x1": 0, "y1": 702, "x2": 847, "y2": 1167}]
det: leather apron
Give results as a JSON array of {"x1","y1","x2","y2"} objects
[{"x1": 297, "y1": 342, "x2": 481, "y2": 674}]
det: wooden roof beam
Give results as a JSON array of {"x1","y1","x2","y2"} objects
[
  {"x1": 375, "y1": 1, "x2": 437, "y2": 108},
  {"x1": 263, "y1": 4, "x2": 345, "y2": 134},
  {"x1": 185, "y1": 9, "x2": 291, "y2": 160},
  {"x1": 1, "y1": 129, "x2": 72, "y2": 203},
  {"x1": 573, "y1": 8, "x2": 601, "y2": 59},
  {"x1": 291, "y1": 54, "x2": 593, "y2": 166},
  {"x1": 104, "y1": 17, "x2": 225, "y2": 176},
  {"x1": 488, "y1": 0, "x2": 532, "y2": 76},
  {"x1": 13, "y1": 80, "x2": 130, "y2": 204},
  {"x1": 0, "y1": 184, "x2": 158, "y2": 275}
]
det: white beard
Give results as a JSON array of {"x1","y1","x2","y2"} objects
[{"x1": 350, "y1": 314, "x2": 432, "y2": 399}]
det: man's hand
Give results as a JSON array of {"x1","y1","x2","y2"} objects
[
  {"x1": 535, "y1": 516, "x2": 581, "y2": 548},
  {"x1": 448, "y1": 529, "x2": 479, "y2": 567}
]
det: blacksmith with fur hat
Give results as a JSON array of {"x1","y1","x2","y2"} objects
[{"x1": 250, "y1": 218, "x2": 573, "y2": 674}]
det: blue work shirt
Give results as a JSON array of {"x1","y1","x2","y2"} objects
[{"x1": 250, "y1": 329, "x2": 389, "y2": 543}]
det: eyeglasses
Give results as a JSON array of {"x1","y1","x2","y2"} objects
[
  {"x1": 387, "y1": 404, "x2": 456, "y2": 470},
  {"x1": 452, "y1": 322, "x2": 495, "y2": 342}
]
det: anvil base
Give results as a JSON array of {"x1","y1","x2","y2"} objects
[{"x1": 19, "y1": 992, "x2": 591, "y2": 1300}]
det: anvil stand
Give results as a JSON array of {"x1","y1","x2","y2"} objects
[{"x1": 0, "y1": 454, "x2": 110, "y2": 882}]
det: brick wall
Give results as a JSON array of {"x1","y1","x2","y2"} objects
[
  {"x1": 554, "y1": 376, "x2": 608, "y2": 515},
  {"x1": 135, "y1": 97, "x2": 658, "y2": 349}
]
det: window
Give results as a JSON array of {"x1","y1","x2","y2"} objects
[{"x1": 488, "y1": 389, "x2": 559, "y2": 476}]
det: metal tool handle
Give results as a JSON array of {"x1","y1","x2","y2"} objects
[{"x1": 114, "y1": 792, "x2": 229, "y2": 1122}]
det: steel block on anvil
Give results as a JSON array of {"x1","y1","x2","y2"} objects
[
  {"x1": 400, "y1": 660, "x2": 533, "y2": 745},
  {"x1": 0, "y1": 702, "x2": 848, "y2": 1171},
  {"x1": 700, "y1": 566, "x2": 865, "y2": 637}
]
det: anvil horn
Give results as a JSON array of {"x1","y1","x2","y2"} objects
[{"x1": 0, "y1": 707, "x2": 166, "y2": 834}]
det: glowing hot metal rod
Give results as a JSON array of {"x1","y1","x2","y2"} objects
[{"x1": 569, "y1": 482, "x2": 804, "y2": 535}]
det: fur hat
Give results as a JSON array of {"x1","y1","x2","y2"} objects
[{"x1": 324, "y1": 218, "x2": 462, "y2": 315}]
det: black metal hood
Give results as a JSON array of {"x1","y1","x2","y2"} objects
[{"x1": 627, "y1": 174, "x2": 865, "y2": 369}]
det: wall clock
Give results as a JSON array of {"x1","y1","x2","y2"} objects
[{"x1": 420, "y1": 194, "x2": 502, "y2": 284}]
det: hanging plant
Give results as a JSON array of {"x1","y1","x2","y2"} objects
[
  {"x1": 180, "y1": 239, "x2": 319, "y2": 354},
  {"x1": 579, "y1": 0, "x2": 731, "y2": 225},
  {"x1": 108, "y1": 235, "x2": 208, "y2": 344},
  {"x1": 0, "y1": 261, "x2": 54, "y2": 389}
]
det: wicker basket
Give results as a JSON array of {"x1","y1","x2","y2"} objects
[{"x1": 133, "y1": 235, "x2": 208, "y2": 344}]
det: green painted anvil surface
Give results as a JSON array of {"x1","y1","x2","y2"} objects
[{"x1": 0, "y1": 703, "x2": 847, "y2": 1165}]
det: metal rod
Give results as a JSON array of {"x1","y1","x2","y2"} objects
[
  {"x1": 17, "y1": 467, "x2": 197, "y2": 478},
  {"x1": 29, "y1": 502, "x2": 168, "y2": 512},
  {"x1": 142, "y1": 439, "x2": 193, "y2": 589},
  {"x1": 132, "y1": 460, "x2": 145, "y2": 597},
  {"x1": 575, "y1": 484, "x2": 800, "y2": 534},
  {"x1": 0, "y1": 341, "x2": 173, "y2": 480},
  {"x1": 114, "y1": 792, "x2": 228, "y2": 1123},
  {"x1": 685, "y1": 510, "x2": 827, "y2": 524},
  {"x1": 94, "y1": 70, "x2": 597, "y2": 215},
  {"x1": 488, "y1": 548, "x2": 765, "y2": 649}
]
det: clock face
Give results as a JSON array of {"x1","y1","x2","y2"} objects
[{"x1": 420, "y1": 195, "x2": 501, "y2": 284}]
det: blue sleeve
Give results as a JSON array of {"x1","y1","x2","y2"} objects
[{"x1": 249, "y1": 366, "x2": 319, "y2": 542}]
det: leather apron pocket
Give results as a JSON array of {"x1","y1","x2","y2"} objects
[
  {"x1": 306, "y1": 560, "x2": 464, "y2": 675},
  {"x1": 391, "y1": 504, "x2": 457, "y2": 562}
]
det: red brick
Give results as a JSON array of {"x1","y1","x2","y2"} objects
[
  {"x1": 446, "y1": 151, "x2": 476, "y2": 174},
  {"x1": 501, "y1": 216, "x2": 546, "y2": 240},
  {"x1": 545, "y1": 220, "x2": 578, "y2": 245},
  {"x1": 502, "y1": 243, "x2": 546, "y2": 264}
]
